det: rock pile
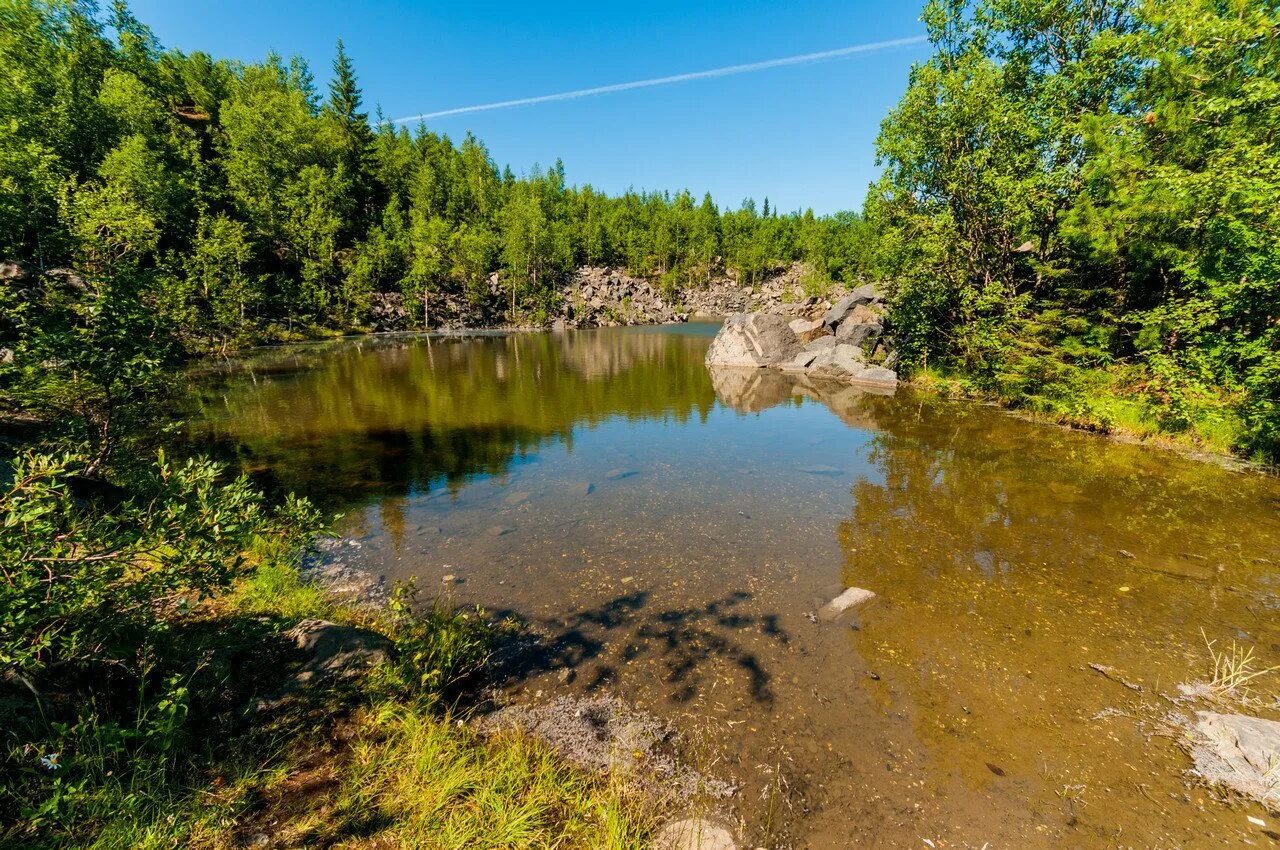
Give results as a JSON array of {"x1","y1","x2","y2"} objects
[
  {"x1": 680, "y1": 261, "x2": 809, "y2": 316},
  {"x1": 554, "y1": 267, "x2": 688, "y2": 328},
  {"x1": 705, "y1": 285, "x2": 897, "y2": 389}
]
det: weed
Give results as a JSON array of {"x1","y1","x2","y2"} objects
[{"x1": 1201, "y1": 629, "x2": 1280, "y2": 699}]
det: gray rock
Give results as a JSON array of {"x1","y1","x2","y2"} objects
[
  {"x1": 803, "y1": 335, "x2": 838, "y2": 353},
  {"x1": 654, "y1": 818, "x2": 738, "y2": 850},
  {"x1": 283, "y1": 619, "x2": 393, "y2": 687},
  {"x1": 1190, "y1": 712, "x2": 1280, "y2": 808},
  {"x1": 0, "y1": 348, "x2": 12, "y2": 365},
  {"x1": 822, "y1": 294, "x2": 861, "y2": 330},
  {"x1": 835, "y1": 322, "x2": 882, "y2": 347},
  {"x1": 818, "y1": 587, "x2": 876, "y2": 621},
  {"x1": 704, "y1": 312, "x2": 801, "y2": 368}
]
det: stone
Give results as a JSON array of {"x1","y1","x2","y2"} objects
[
  {"x1": 818, "y1": 587, "x2": 876, "y2": 621},
  {"x1": 834, "y1": 321, "x2": 882, "y2": 347},
  {"x1": 0, "y1": 348, "x2": 12, "y2": 365},
  {"x1": 653, "y1": 818, "x2": 738, "y2": 850},
  {"x1": 1190, "y1": 712, "x2": 1280, "y2": 808},
  {"x1": 788, "y1": 316, "x2": 827, "y2": 343},
  {"x1": 810, "y1": 344, "x2": 898, "y2": 388},
  {"x1": 822, "y1": 294, "x2": 861, "y2": 330},
  {"x1": 282, "y1": 619, "x2": 393, "y2": 688},
  {"x1": 704, "y1": 312, "x2": 801, "y2": 368},
  {"x1": 551, "y1": 318, "x2": 567, "y2": 332}
]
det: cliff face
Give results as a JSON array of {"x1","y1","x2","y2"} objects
[{"x1": 366, "y1": 262, "x2": 837, "y2": 331}]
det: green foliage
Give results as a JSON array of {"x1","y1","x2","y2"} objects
[
  {"x1": 0, "y1": 449, "x2": 319, "y2": 678},
  {"x1": 871, "y1": 0, "x2": 1280, "y2": 461}
]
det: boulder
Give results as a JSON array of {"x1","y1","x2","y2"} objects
[
  {"x1": 822, "y1": 285, "x2": 883, "y2": 329},
  {"x1": 822, "y1": 294, "x2": 861, "y2": 330},
  {"x1": 810, "y1": 344, "x2": 897, "y2": 388},
  {"x1": 283, "y1": 619, "x2": 393, "y2": 688},
  {"x1": 704, "y1": 312, "x2": 800, "y2": 368},
  {"x1": 835, "y1": 319, "x2": 882, "y2": 348},
  {"x1": 0, "y1": 348, "x2": 12, "y2": 365},
  {"x1": 1190, "y1": 712, "x2": 1280, "y2": 809}
]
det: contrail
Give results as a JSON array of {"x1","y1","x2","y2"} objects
[{"x1": 392, "y1": 35, "x2": 927, "y2": 124}]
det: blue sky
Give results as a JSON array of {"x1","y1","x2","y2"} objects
[{"x1": 130, "y1": 1, "x2": 931, "y2": 214}]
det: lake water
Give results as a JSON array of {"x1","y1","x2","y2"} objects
[{"x1": 188, "y1": 325, "x2": 1280, "y2": 848}]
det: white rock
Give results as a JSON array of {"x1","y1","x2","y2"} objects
[
  {"x1": 817, "y1": 586, "x2": 876, "y2": 621},
  {"x1": 653, "y1": 818, "x2": 737, "y2": 850}
]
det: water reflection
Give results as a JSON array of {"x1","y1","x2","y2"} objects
[{"x1": 188, "y1": 329, "x2": 717, "y2": 509}]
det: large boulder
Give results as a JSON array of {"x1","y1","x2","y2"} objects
[
  {"x1": 705, "y1": 312, "x2": 800, "y2": 368},
  {"x1": 822, "y1": 285, "x2": 883, "y2": 329},
  {"x1": 810, "y1": 343, "x2": 898, "y2": 388}
]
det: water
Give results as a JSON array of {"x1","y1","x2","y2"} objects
[{"x1": 188, "y1": 325, "x2": 1280, "y2": 847}]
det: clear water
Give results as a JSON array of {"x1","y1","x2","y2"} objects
[{"x1": 188, "y1": 325, "x2": 1280, "y2": 847}]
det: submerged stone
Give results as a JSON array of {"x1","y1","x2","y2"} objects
[
  {"x1": 654, "y1": 818, "x2": 738, "y2": 850},
  {"x1": 818, "y1": 586, "x2": 876, "y2": 621}
]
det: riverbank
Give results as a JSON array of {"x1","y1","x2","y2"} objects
[
  {"x1": 0, "y1": 535, "x2": 665, "y2": 849},
  {"x1": 906, "y1": 367, "x2": 1274, "y2": 474}
]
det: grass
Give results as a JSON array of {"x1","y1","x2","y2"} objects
[
  {"x1": 1202, "y1": 629, "x2": 1280, "y2": 700},
  {"x1": 2, "y1": 548, "x2": 655, "y2": 849},
  {"x1": 908, "y1": 360, "x2": 1250, "y2": 461}
]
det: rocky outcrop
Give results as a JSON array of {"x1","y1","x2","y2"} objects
[
  {"x1": 368, "y1": 291, "x2": 409, "y2": 332},
  {"x1": 705, "y1": 285, "x2": 897, "y2": 389},
  {"x1": 554, "y1": 267, "x2": 687, "y2": 328}
]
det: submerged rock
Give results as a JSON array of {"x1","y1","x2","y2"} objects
[
  {"x1": 818, "y1": 587, "x2": 876, "y2": 621},
  {"x1": 1190, "y1": 712, "x2": 1280, "y2": 810},
  {"x1": 654, "y1": 818, "x2": 738, "y2": 850}
]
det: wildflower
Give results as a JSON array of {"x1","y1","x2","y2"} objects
[{"x1": 39, "y1": 753, "x2": 61, "y2": 771}]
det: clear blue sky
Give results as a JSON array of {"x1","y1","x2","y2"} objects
[{"x1": 130, "y1": 1, "x2": 930, "y2": 214}]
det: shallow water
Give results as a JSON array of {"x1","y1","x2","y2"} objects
[{"x1": 189, "y1": 325, "x2": 1280, "y2": 848}]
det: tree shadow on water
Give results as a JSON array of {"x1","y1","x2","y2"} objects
[{"x1": 489, "y1": 589, "x2": 788, "y2": 706}]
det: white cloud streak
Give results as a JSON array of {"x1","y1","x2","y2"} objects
[{"x1": 391, "y1": 35, "x2": 928, "y2": 124}]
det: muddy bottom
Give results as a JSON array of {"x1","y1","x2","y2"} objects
[{"x1": 189, "y1": 327, "x2": 1280, "y2": 848}]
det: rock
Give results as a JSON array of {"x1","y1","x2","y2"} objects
[
  {"x1": 281, "y1": 619, "x2": 393, "y2": 689},
  {"x1": 653, "y1": 818, "x2": 738, "y2": 850},
  {"x1": 566, "y1": 480, "x2": 594, "y2": 496},
  {"x1": 0, "y1": 348, "x2": 12, "y2": 365},
  {"x1": 1190, "y1": 712, "x2": 1280, "y2": 809},
  {"x1": 818, "y1": 587, "x2": 876, "y2": 620},
  {"x1": 551, "y1": 318, "x2": 567, "y2": 332},
  {"x1": 704, "y1": 312, "x2": 801, "y2": 368},
  {"x1": 788, "y1": 316, "x2": 827, "y2": 343},
  {"x1": 822, "y1": 294, "x2": 862, "y2": 330},
  {"x1": 781, "y1": 336, "x2": 837, "y2": 371},
  {"x1": 834, "y1": 321, "x2": 882, "y2": 347},
  {"x1": 811, "y1": 344, "x2": 897, "y2": 388},
  {"x1": 0, "y1": 259, "x2": 29, "y2": 284},
  {"x1": 850, "y1": 282, "x2": 882, "y2": 304},
  {"x1": 368, "y1": 291, "x2": 408, "y2": 331}
]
